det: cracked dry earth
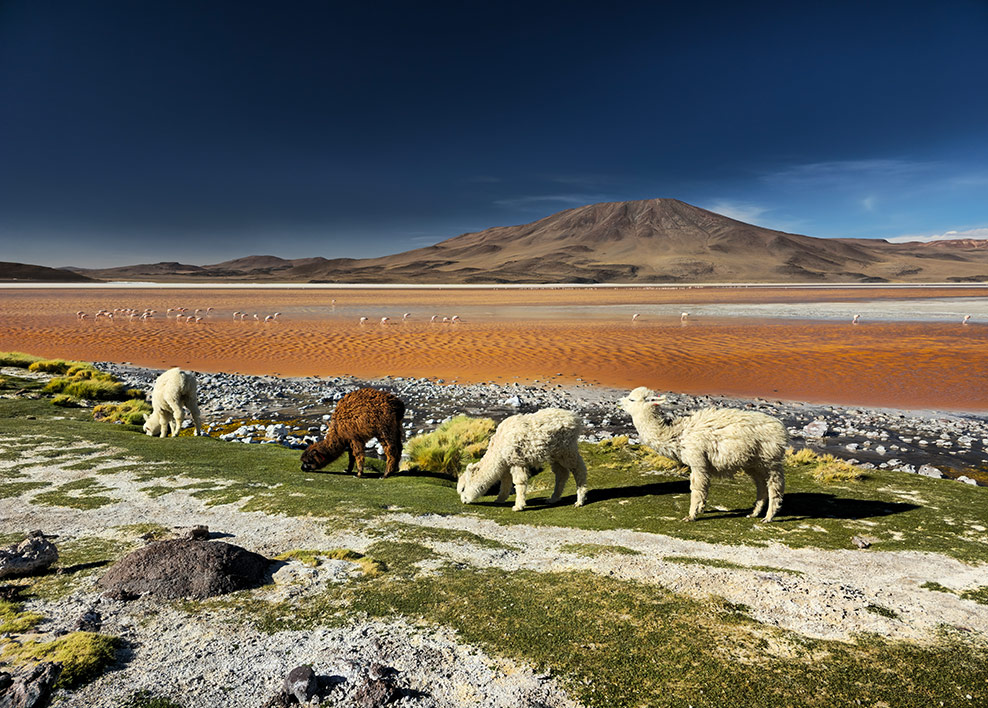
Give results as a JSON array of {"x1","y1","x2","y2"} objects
[{"x1": 2, "y1": 436, "x2": 988, "y2": 707}]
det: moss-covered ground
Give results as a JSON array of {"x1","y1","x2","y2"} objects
[{"x1": 2, "y1": 369, "x2": 988, "y2": 706}]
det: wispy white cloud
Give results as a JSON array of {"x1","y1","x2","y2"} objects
[
  {"x1": 861, "y1": 196, "x2": 877, "y2": 211},
  {"x1": 705, "y1": 200, "x2": 769, "y2": 223},
  {"x1": 494, "y1": 194, "x2": 607, "y2": 209},
  {"x1": 765, "y1": 158, "x2": 934, "y2": 187},
  {"x1": 888, "y1": 227, "x2": 988, "y2": 243}
]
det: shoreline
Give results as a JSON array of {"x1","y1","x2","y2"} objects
[{"x1": 90, "y1": 361, "x2": 988, "y2": 484}]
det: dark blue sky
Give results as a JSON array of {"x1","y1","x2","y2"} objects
[{"x1": 2, "y1": 0, "x2": 987, "y2": 267}]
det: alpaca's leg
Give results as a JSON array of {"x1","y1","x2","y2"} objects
[
  {"x1": 158, "y1": 409, "x2": 173, "y2": 438},
  {"x1": 763, "y1": 461, "x2": 785, "y2": 522},
  {"x1": 351, "y1": 442, "x2": 365, "y2": 477},
  {"x1": 570, "y1": 451, "x2": 589, "y2": 507},
  {"x1": 548, "y1": 461, "x2": 567, "y2": 504},
  {"x1": 186, "y1": 397, "x2": 203, "y2": 437},
  {"x1": 510, "y1": 465, "x2": 528, "y2": 511},
  {"x1": 495, "y1": 471, "x2": 512, "y2": 502},
  {"x1": 382, "y1": 438, "x2": 401, "y2": 478},
  {"x1": 345, "y1": 443, "x2": 359, "y2": 473},
  {"x1": 748, "y1": 472, "x2": 768, "y2": 518},
  {"x1": 685, "y1": 464, "x2": 711, "y2": 521},
  {"x1": 167, "y1": 399, "x2": 184, "y2": 437}
]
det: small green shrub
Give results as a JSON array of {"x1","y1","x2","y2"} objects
[
  {"x1": 2, "y1": 632, "x2": 121, "y2": 688},
  {"x1": 405, "y1": 415, "x2": 496, "y2": 477},
  {"x1": 93, "y1": 399, "x2": 152, "y2": 425},
  {"x1": 0, "y1": 352, "x2": 43, "y2": 368},
  {"x1": 51, "y1": 393, "x2": 83, "y2": 408},
  {"x1": 125, "y1": 388, "x2": 146, "y2": 399}
]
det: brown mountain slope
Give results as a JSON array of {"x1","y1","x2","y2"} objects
[
  {"x1": 0, "y1": 261, "x2": 98, "y2": 282},
  {"x1": 66, "y1": 199, "x2": 988, "y2": 283}
]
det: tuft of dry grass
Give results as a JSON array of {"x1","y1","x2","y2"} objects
[
  {"x1": 45, "y1": 368, "x2": 126, "y2": 401},
  {"x1": 0, "y1": 351, "x2": 44, "y2": 368},
  {"x1": 785, "y1": 447, "x2": 866, "y2": 483},
  {"x1": 274, "y1": 548, "x2": 386, "y2": 576},
  {"x1": 93, "y1": 399, "x2": 152, "y2": 426},
  {"x1": 405, "y1": 415, "x2": 496, "y2": 477}
]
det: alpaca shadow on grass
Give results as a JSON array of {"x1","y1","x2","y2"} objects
[
  {"x1": 469, "y1": 480, "x2": 691, "y2": 509},
  {"x1": 699, "y1": 492, "x2": 919, "y2": 522}
]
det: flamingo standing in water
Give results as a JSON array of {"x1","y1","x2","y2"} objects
[
  {"x1": 681, "y1": 312, "x2": 689, "y2": 322},
  {"x1": 430, "y1": 315, "x2": 438, "y2": 323},
  {"x1": 852, "y1": 314, "x2": 860, "y2": 324},
  {"x1": 359, "y1": 316, "x2": 369, "y2": 324},
  {"x1": 402, "y1": 312, "x2": 411, "y2": 320},
  {"x1": 963, "y1": 315, "x2": 972, "y2": 325},
  {"x1": 451, "y1": 315, "x2": 461, "y2": 323},
  {"x1": 381, "y1": 316, "x2": 391, "y2": 325},
  {"x1": 632, "y1": 313, "x2": 640, "y2": 322}
]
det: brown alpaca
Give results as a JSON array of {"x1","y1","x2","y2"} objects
[{"x1": 300, "y1": 388, "x2": 406, "y2": 477}]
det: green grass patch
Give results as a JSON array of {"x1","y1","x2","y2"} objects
[
  {"x1": 31, "y1": 477, "x2": 119, "y2": 509},
  {"x1": 51, "y1": 393, "x2": 84, "y2": 408},
  {"x1": 275, "y1": 547, "x2": 386, "y2": 576},
  {"x1": 388, "y1": 523, "x2": 520, "y2": 551},
  {"x1": 0, "y1": 596, "x2": 44, "y2": 633},
  {"x1": 2, "y1": 631, "x2": 121, "y2": 688},
  {"x1": 921, "y1": 581, "x2": 988, "y2": 606},
  {"x1": 865, "y1": 603, "x2": 900, "y2": 619},
  {"x1": 115, "y1": 523, "x2": 171, "y2": 541},
  {"x1": 2, "y1": 395, "x2": 987, "y2": 562},
  {"x1": 559, "y1": 542, "x2": 642, "y2": 557},
  {"x1": 0, "y1": 480, "x2": 50, "y2": 499},
  {"x1": 663, "y1": 555, "x2": 803, "y2": 575},
  {"x1": 404, "y1": 414, "x2": 496, "y2": 476},
  {"x1": 121, "y1": 691, "x2": 184, "y2": 708}
]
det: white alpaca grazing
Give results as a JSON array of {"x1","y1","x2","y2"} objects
[
  {"x1": 143, "y1": 367, "x2": 203, "y2": 438},
  {"x1": 457, "y1": 408, "x2": 588, "y2": 511},
  {"x1": 618, "y1": 387, "x2": 787, "y2": 522}
]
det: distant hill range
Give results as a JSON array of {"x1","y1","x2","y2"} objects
[
  {"x1": 46, "y1": 199, "x2": 988, "y2": 283},
  {"x1": 0, "y1": 261, "x2": 98, "y2": 282}
]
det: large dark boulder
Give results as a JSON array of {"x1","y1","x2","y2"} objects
[{"x1": 97, "y1": 539, "x2": 268, "y2": 600}]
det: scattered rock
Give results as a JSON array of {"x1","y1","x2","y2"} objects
[
  {"x1": 957, "y1": 476, "x2": 979, "y2": 486},
  {"x1": 0, "y1": 531, "x2": 58, "y2": 580},
  {"x1": 851, "y1": 536, "x2": 874, "y2": 549},
  {"x1": 917, "y1": 465, "x2": 945, "y2": 479},
  {"x1": 98, "y1": 539, "x2": 269, "y2": 600},
  {"x1": 285, "y1": 665, "x2": 318, "y2": 704},
  {"x1": 352, "y1": 666, "x2": 401, "y2": 708},
  {"x1": 0, "y1": 662, "x2": 62, "y2": 708},
  {"x1": 181, "y1": 525, "x2": 210, "y2": 540},
  {"x1": 74, "y1": 609, "x2": 102, "y2": 633},
  {"x1": 801, "y1": 420, "x2": 829, "y2": 438}
]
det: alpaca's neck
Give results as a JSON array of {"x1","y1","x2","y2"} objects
[
  {"x1": 470, "y1": 454, "x2": 506, "y2": 492},
  {"x1": 632, "y1": 410, "x2": 684, "y2": 461}
]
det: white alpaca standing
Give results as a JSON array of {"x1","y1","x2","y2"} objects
[
  {"x1": 618, "y1": 387, "x2": 787, "y2": 522},
  {"x1": 457, "y1": 408, "x2": 588, "y2": 511},
  {"x1": 143, "y1": 367, "x2": 203, "y2": 438}
]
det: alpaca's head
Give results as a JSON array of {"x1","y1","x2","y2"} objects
[
  {"x1": 618, "y1": 387, "x2": 666, "y2": 415},
  {"x1": 142, "y1": 411, "x2": 161, "y2": 437},
  {"x1": 457, "y1": 462, "x2": 480, "y2": 503},
  {"x1": 300, "y1": 438, "x2": 344, "y2": 472}
]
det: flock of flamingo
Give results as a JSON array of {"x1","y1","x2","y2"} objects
[
  {"x1": 74, "y1": 306, "x2": 282, "y2": 323},
  {"x1": 72, "y1": 307, "x2": 976, "y2": 326}
]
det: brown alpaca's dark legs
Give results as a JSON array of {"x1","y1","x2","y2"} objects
[
  {"x1": 382, "y1": 438, "x2": 401, "y2": 478},
  {"x1": 348, "y1": 441, "x2": 363, "y2": 476}
]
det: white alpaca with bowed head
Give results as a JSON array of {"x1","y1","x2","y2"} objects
[
  {"x1": 618, "y1": 387, "x2": 787, "y2": 522},
  {"x1": 143, "y1": 367, "x2": 203, "y2": 438},
  {"x1": 457, "y1": 408, "x2": 588, "y2": 511}
]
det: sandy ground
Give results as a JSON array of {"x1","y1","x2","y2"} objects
[{"x1": 2, "y1": 287, "x2": 988, "y2": 410}]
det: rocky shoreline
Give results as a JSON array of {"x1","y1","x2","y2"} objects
[{"x1": 96, "y1": 362, "x2": 988, "y2": 485}]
